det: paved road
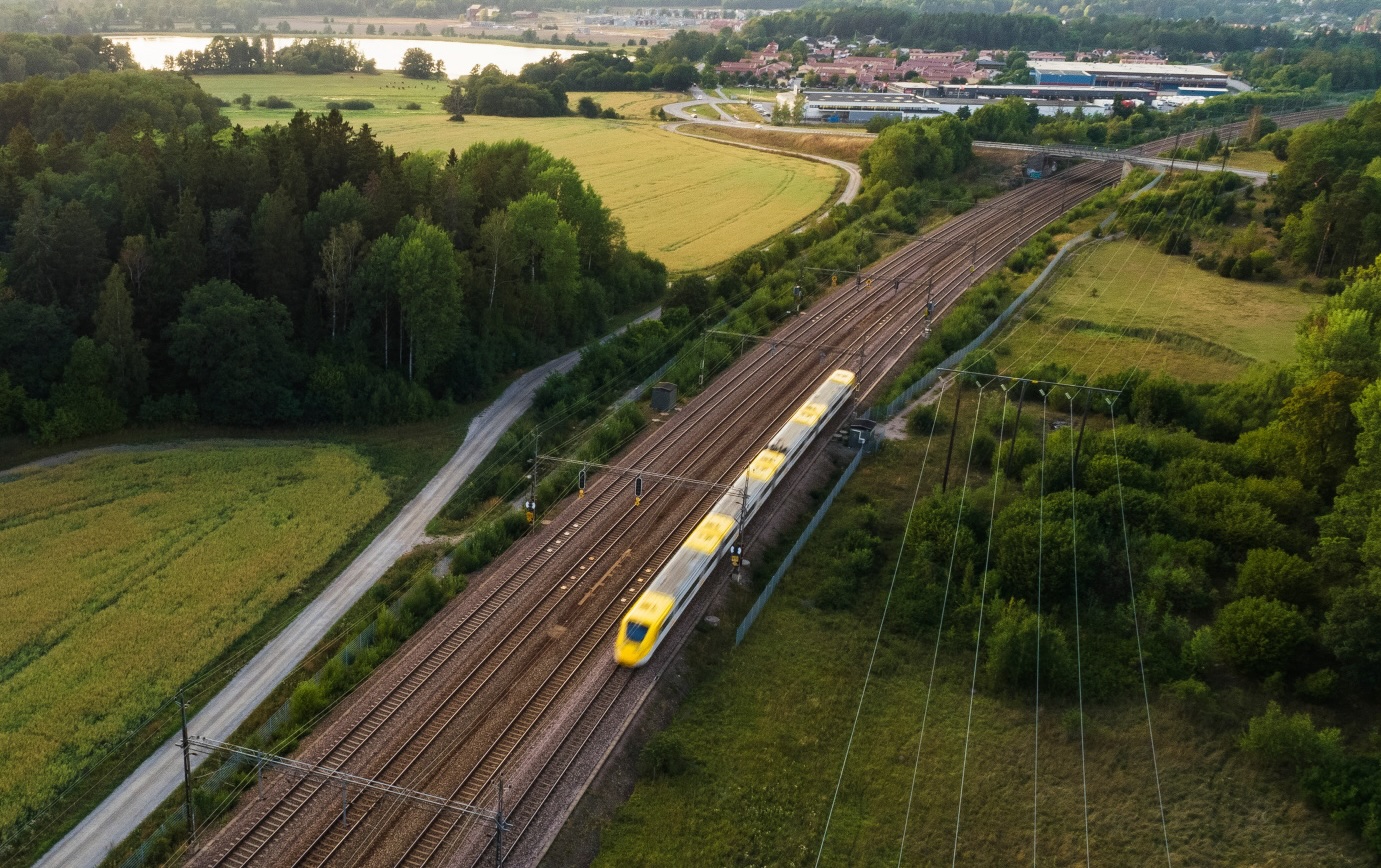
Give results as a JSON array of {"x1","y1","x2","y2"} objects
[{"x1": 36, "y1": 309, "x2": 660, "y2": 868}]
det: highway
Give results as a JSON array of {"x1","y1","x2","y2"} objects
[{"x1": 33, "y1": 309, "x2": 659, "y2": 868}]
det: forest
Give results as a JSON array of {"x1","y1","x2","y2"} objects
[
  {"x1": 742, "y1": 9, "x2": 1298, "y2": 55},
  {"x1": 0, "y1": 64, "x2": 665, "y2": 443}
]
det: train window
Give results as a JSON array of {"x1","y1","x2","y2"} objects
[{"x1": 625, "y1": 621, "x2": 650, "y2": 643}]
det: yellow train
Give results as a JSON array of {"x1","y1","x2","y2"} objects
[{"x1": 615, "y1": 369, "x2": 857, "y2": 667}]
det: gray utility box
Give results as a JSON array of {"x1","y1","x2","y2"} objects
[
  {"x1": 848, "y1": 418, "x2": 878, "y2": 449},
  {"x1": 651, "y1": 382, "x2": 678, "y2": 413}
]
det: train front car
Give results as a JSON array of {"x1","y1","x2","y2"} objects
[
  {"x1": 615, "y1": 512, "x2": 736, "y2": 667},
  {"x1": 614, "y1": 369, "x2": 857, "y2": 668}
]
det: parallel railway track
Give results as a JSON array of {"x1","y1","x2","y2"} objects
[{"x1": 191, "y1": 108, "x2": 1340, "y2": 868}]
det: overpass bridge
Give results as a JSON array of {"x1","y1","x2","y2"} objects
[
  {"x1": 975, "y1": 104, "x2": 1352, "y2": 186},
  {"x1": 973, "y1": 140, "x2": 1272, "y2": 184}
]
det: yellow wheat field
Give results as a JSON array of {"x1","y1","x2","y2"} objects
[{"x1": 0, "y1": 445, "x2": 388, "y2": 832}]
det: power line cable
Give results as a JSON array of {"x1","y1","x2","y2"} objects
[
  {"x1": 1032, "y1": 390, "x2": 1048, "y2": 868},
  {"x1": 1108, "y1": 403, "x2": 1174, "y2": 867},
  {"x1": 1066, "y1": 394, "x2": 1093, "y2": 867},
  {"x1": 950, "y1": 383, "x2": 1009, "y2": 866},
  {"x1": 896, "y1": 379, "x2": 988, "y2": 866},
  {"x1": 814, "y1": 378, "x2": 964, "y2": 867}
]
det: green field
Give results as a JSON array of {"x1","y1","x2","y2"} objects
[
  {"x1": 1227, "y1": 149, "x2": 1288, "y2": 173},
  {"x1": 195, "y1": 74, "x2": 841, "y2": 271},
  {"x1": 588, "y1": 435, "x2": 1372, "y2": 867},
  {"x1": 987, "y1": 239, "x2": 1314, "y2": 383},
  {"x1": 0, "y1": 445, "x2": 388, "y2": 832}
]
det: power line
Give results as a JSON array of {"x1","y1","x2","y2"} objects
[
  {"x1": 1067, "y1": 394, "x2": 1093, "y2": 867},
  {"x1": 1032, "y1": 391, "x2": 1048, "y2": 868},
  {"x1": 814, "y1": 377, "x2": 954, "y2": 867},
  {"x1": 896, "y1": 380, "x2": 987, "y2": 866},
  {"x1": 1108, "y1": 403, "x2": 1174, "y2": 867},
  {"x1": 950, "y1": 384, "x2": 1009, "y2": 866}
]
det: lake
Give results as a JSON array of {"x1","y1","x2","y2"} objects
[{"x1": 109, "y1": 35, "x2": 573, "y2": 75}]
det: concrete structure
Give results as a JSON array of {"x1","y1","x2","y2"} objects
[
  {"x1": 1029, "y1": 60, "x2": 1229, "y2": 90},
  {"x1": 802, "y1": 90, "x2": 946, "y2": 123},
  {"x1": 801, "y1": 90, "x2": 1113, "y2": 123}
]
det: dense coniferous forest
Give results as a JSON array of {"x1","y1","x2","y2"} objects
[{"x1": 0, "y1": 60, "x2": 664, "y2": 443}]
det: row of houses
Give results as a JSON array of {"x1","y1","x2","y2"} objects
[{"x1": 716, "y1": 42, "x2": 1191, "y2": 88}]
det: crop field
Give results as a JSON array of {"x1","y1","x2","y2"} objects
[
  {"x1": 986, "y1": 239, "x2": 1315, "y2": 382},
  {"x1": 684, "y1": 123, "x2": 874, "y2": 163},
  {"x1": 0, "y1": 445, "x2": 388, "y2": 833},
  {"x1": 195, "y1": 74, "x2": 840, "y2": 271},
  {"x1": 589, "y1": 435, "x2": 1371, "y2": 867}
]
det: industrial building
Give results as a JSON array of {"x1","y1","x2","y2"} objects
[
  {"x1": 888, "y1": 81, "x2": 1157, "y2": 103},
  {"x1": 1028, "y1": 60, "x2": 1230, "y2": 95},
  {"x1": 800, "y1": 90, "x2": 1112, "y2": 124}
]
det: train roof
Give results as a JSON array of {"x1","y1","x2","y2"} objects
[
  {"x1": 626, "y1": 590, "x2": 673, "y2": 625},
  {"x1": 746, "y1": 449, "x2": 786, "y2": 482},
  {"x1": 684, "y1": 512, "x2": 736, "y2": 555},
  {"x1": 791, "y1": 401, "x2": 828, "y2": 427},
  {"x1": 830, "y1": 369, "x2": 856, "y2": 386}
]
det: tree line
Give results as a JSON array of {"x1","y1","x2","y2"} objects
[
  {"x1": 0, "y1": 68, "x2": 665, "y2": 443},
  {"x1": 741, "y1": 8, "x2": 1298, "y2": 54},
  {"x1": 165, "y1": 35, "x2": 376, "y2": 75}
]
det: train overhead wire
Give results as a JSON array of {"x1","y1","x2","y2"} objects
[
  {"x1": 896, "y1": 379, "x2": 988, "y2": 866},
  {"x1": 950, "y1": 383, "x2": 1010, "y2": 866}
]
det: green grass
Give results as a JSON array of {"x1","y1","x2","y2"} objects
[
  {"x1": 682, "y1": 102, "x2": 720, "y2": 120},
  {"x1": 1227, "y1": 149, "x2": 1287, "y2": 173},
  {"x1": 0, "y1": 445, "x2": 388, "y2": 835},
  {"x1": 986, "y1": 239, "x2": 1315, "y2": 383},
  {"x1": 196, "y1": 74, "x2": 840, "y2": 271},
  {"x1": 591, "y1": 435, "x2": 1373, "y2": 866}
]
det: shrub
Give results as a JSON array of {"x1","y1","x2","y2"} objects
[
  {"x1": 256, "y1": 95, "x2": 295, "y2": 109},
  {"x1": 1296, "y1": 668, "x2": 1338, "y2": 702},
  {"x1": 1235, "y1": 548, "x2": 1317, "y2": 609},
  {"x1": 907, "y1": 402, "x2": 947, "y2": 436},
  {"x1": 639, "y1": 732, "x2": 692, "y2": 778},
  {"x1": 1214, "y1": 596, "x2": 1310, "y2": 677},
  {"x1": 1240, "y1": 701, "x2": 1342, "y2": 772},
  {"x1": 325, "y1": 99, "x2": 374, "y2": 110},
  {"x1": 402, "y1": 101, "x2": 422, "y2": 110}
]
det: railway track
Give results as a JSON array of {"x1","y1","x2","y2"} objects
[{"x1": 193, "y1": 108, "x2": 1340, "y2": 868}]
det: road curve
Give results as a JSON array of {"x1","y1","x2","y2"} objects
[{"x1": 34, "y1": 309, "x2": 659, "y2": 868}]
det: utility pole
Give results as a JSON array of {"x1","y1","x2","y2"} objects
[
  {"x1": 179, "y1": 690, "x2": 195, "y2": 848},
  {"x1": 1168, "y1": 131, "x2": 1180, "y2": 175},
  {"x1": 525, "y1": 431, "x2": 538, "y2": 525},
  {"x1": 941, "y1": 384, "x2": 963, "y2": 493}
]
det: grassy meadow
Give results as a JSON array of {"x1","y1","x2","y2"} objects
[
  {"x1": 195, "y1": 73, "x2": 840, "y2": 271},
  {"x1": 590, "y1": 433, "x2": 1372, "y2": 867},
  {"x1": 986, "y1": 239, "x2": 1315, "y2": 383},
  {"x1": 1226, "y1": 149, "x2": 1288, "y2": 173},
  {"x1": 684, "y1": 123, "x2": 874, "y2": 163},
  {"x1": 0, "y1": 445, "x2": 388, "y2": 833}
]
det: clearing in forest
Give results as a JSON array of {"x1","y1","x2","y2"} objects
[
  {"x1": 0, "y1": 445, "x2": 388, "y2": 833},
  {"x1": 195, "y1": 74, "x2": 840, "y2": 271},
  {"x1": 987, "y1": 238, "x2": 1315, "y2": 383}
]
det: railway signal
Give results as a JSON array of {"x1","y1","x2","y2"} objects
[
  {"x1": 524, "y1": 500, "x2": 536, "y2": 524},
  {"x1": 578, "y1": 467, "x2": 587, "y2": 498},
  {"x1": 634, "y1": 475, "x2": 643, "y2": 506},
  {"x1": 729, "y1": 543, "x2": 743, "y2": 568}
]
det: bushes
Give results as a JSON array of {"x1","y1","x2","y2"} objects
[
  {"x1": 256, "y1": 95, "x2": 294, "y2": 109},
  {"x1": 324, "y1": 99, "x2": 374, "y2": 110},
  {"x1": 1214, "y1": 596, "x2": 1310, "y2": 677}
]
